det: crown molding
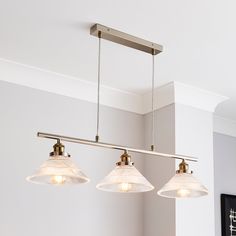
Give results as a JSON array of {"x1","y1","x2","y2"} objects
[
  {"x1": 143, "y1": 81, "x2": 228, "y2": 113},
  {"x1": 0, "y1": 58, "x2": 144, "y2": 114},
  {"x1": 0, "y1": 58, "x2": 228, "y2": 115},
  {"x1": 173, "y1": 82, "x2": 228, "y2": 112}
]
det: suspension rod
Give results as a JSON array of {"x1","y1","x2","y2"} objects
[{"x1": 37, "y1": 132, "x2": 198, "y2": 162}]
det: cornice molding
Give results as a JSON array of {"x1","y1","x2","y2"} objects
[
  {"x1": 0, "y1": 58, "x2": 228, "y2": 115},
  {"x1": 143, "y1": 81, "x2": 228, "y2": 113},
  {"x1": 173, "y1": 82, "x2": 228, "y2": 112},
  {"x1": 0, "y1": 58, "x2": 144, "y2": 114}
]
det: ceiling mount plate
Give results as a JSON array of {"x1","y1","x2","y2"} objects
[{"x1": 90, "y1": 24, "x2": 163, "y2": 55}]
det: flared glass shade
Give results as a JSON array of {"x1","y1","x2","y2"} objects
[
  {"x1": 27, "y1": 156, "x2": 90, "y2": 185},
  {"x1": 157, "y1": 173, "x2": 208, "y2": 198},
  {"x1": 96, "y1": 165, "x2": 154, "y2": 193}
]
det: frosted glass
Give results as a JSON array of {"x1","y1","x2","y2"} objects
[
  {"x1": 96, "y1": 165, "x2": 154, "y2": 193},
  {"x1": 27, "y1": 155, "x2": 90, "y2": 185},
  {"x1": 157, "y1": 173, "x2": 208, "y2": 198}
]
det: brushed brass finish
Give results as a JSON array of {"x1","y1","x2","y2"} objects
[
  {"x1": 37, "y1": 132, "x2": 197, "y2": 162},
  {"x1": 90, "y1": 24, "x2": 163, "y2": 55},
  {"x1": 176, "y1": 160, "x2": 193, "y2": 174},
  {"x1": 116, "y1": 151, "x2": 134, "y2": 166},
  {"x1": 49, "y1": 140, "x2": 70, "y2": 157}
]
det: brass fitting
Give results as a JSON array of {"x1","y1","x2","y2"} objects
[
  {"x1": 50, "y1": 140, "x2": 70, "y2": 157},
  {"x1": 116, "y1": 151, "x2": 134, "y2": 166},
  {"x1": 176, "y1": 159, "x2": 193, "y2": 174}
]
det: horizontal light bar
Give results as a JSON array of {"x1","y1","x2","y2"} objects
[
  {"x1": 90, "y1": 24, "x2": 163, "y2": 55},
  {"x1": 37, "y1": 132, "x2": 198, "y2": 162}
]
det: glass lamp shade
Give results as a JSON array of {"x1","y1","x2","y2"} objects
[
  {"x1": 157, "y1": 173, "x2": 208, "y2": 198},
  {"x1": 96, "y1": 165, "x2": 154, "y2": 193},
  {"x1": 26, "y1": 155, "x2": 90, "y2": 185}
]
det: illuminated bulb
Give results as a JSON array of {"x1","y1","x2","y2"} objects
[
  {"x1": 119, "y1": 182, "x2": 132, "y2": 192},
  {"x1": 51, "y1": 175, "x2": 66, "y2": 185},
  {"x1": 177, "y1": 188, "x2": 191, "y2": 198}
]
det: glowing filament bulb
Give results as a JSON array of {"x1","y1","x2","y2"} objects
[
  {"x1": 51, "y1": 175, "x2": 65, "y2": 185},
  {"x1": 177, "y1": 188, "x2": 191, "y2": 198},
  {"x1": 119, "y1": 183, "x2": 132, "y2": 192}
]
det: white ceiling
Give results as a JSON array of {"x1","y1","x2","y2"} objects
[{"x1": 0, "y1": 0, "x2": 235, "y2": 119}]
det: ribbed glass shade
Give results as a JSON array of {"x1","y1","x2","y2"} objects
[
  {"x1": 157, "y1": 173, "x2": 208, "y2": 198},
  {"x1": 96, "y1": 165, "x2": 154, "y2": 193},
  {"x1": 27, "y1": 156, "x2": 90, "y2": 185}
]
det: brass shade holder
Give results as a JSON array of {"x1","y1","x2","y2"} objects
[
  {"x1": 49, "y1": 140, "x2": 70, "y2": 158},
  {"x1": 116, "y1": 151, "x2": 134, "y2": 166},
  {"x1": 176, "y1": 160, "x2": 193, "y2": 174}
]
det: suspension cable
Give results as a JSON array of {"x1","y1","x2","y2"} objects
[
  {"x1": 95, "y1": 32, "x2": 102, "y2": 142},
  {"x1": 151, "y1": 49, "x2": 155, "y2": 151}
]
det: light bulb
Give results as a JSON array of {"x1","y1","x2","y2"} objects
[
  {"x1": 177, "y1": 188, "x2": 191, "y2": 198},
  {"x1": 118, "y1": 182, "x2": 132, "y2": 192},
  {"x1": 51, "y1": 175, "x2": 66, "y2": 185}
]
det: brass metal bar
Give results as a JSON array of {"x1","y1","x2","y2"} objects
[
  {"x1": 37, "y1": 132, "x2": 198, "y2": 162},
  {"x1": 90, "y1": 24, "x2": 163, "y2": 55}
]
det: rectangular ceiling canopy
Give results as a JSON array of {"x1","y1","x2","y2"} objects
[{"x1": 90, "y1": 24, "x2": 163, "y2": 55}]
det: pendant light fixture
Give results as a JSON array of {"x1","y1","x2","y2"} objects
[
  {"x1": 157, "y1": 160, "x2": 208, "y2": 198},
  {"x1": 26, "y1": 140, "x2": 90, "y2": 185},
  {"x1": 27, "y1": 23, "x2": 208, "y2": 199},
  {"x1": 96, "y1": 151, "x2": 154, "y2": 193}
]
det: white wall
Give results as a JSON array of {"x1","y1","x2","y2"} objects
[
  {"x1": 144, "y1": 106, "x2": 176, "y2": 236},
  {"x1": 0, "y1": 81, "x2": 144, "y2": 236},
  {"x1": 175, "y1": 104, "x2": 215, "y2": 236},
  {"x1": 214, "y1": 133, "x2": 236, "y2": 236}
]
